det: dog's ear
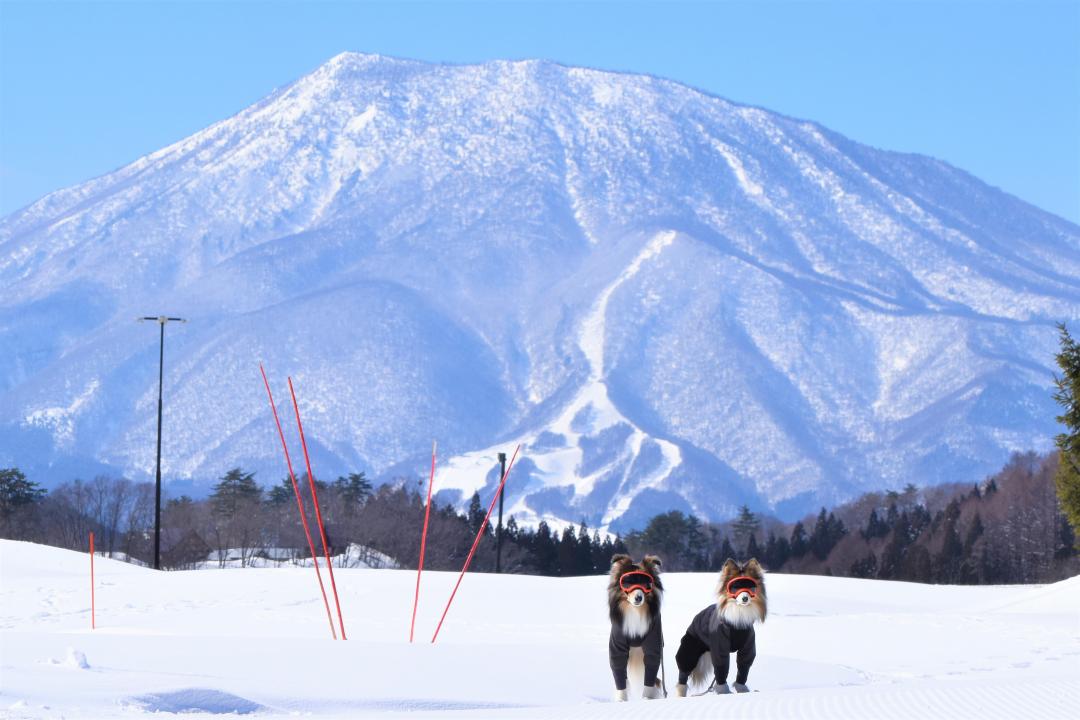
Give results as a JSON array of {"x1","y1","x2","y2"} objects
[
  {"x1": 610, "y1": 554, "x2": 631, "y2": 571},
  {"x1": 744, "y1": 557, "x2": 764, "y2": 577},
  {"x1": 643, "y1": 555, "x2": 662, "y2": 575},
  {"x1": 719, "y1": 557, "x2": 739, "y2": 581}
]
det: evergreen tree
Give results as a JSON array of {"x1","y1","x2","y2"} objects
[
  {"x1": 732, "y1": 504, "x2": 760, "y2": 553},
  {"x1": 964, "y1": 512, "x2": 985, "y2": 555},
  {"x1": 763, "y1": 532, "x2": 790, "y2": 569},
  {"x1": 685, "y1": 514, "x2": 709, "y2": 570},
  {"x1": 466, "y1": 491, "x2": 485, "y2": 534},
  {"x1": 1052, "y1": 322, "x2": 1080, "y2": 544},
  {"x1": 575, "y1": 521, "x2": 594, "y2": 573},
  {"x1": 0, "y1": 468, "x2": 45, "y2": 520},
  {"x1": 716, "y1": 535, "x2": 737, "y2": 565},
  {"x1": 886, "y1": 501, "x2": 900, "y2": 526},
  {"x1": 267, "y1": 477, "x2": 294, "y2": 505},
  {"x1": 210, "y1": 468, "x2": 261, "y2": 516},
  {"x1": 850, "y1": 552, "x2": 878, "y2": 579},
  {"x1": 532, "y1": 521, "x2": 559, "y2": 574},
  {"x1": 879, "y1": 511, "x2": 913, "y2": 579},
  {"x1": 934, "y1": 500, "x2": 964, "y2": 583},
  {"x1": 334, "y1": 472, "x2": 373, "y2": 510},
  {"x1": 746, "y1": 532, "x2": 760, "y2": 560},
  {"x1": 1054, "y1": 515, "x2": 1076, "y2": 560},
  {"x1": 863, "y1": 508, "x2": 889, "y2": 540},
  {"x1": 556, "y1": 525, "x2": 578, "y2": 575},
  {"x1": 810, "y1": 508, "x2": 831, "y2": 559},
  {"x1": 789, "y1": 521, "x2": 809, "y2": 558}
]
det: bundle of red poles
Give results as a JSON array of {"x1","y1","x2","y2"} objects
[
  {"x1": 261, "y1": 363, "x2": 519, "y2": 645},
  {"x1": 260, "y1": 364, "x2": 346, "y2": 640}
]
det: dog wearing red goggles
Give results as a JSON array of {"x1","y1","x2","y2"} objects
[
  {"x1": 607, "y1": 554, "x2": 665, "y2": 702},
  {"x1": 674, "y1": 558, "x2": 767, "y2": 697}
]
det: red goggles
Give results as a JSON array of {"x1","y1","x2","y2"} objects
[
  {"x1": 619, "y1": 570, "x2": 655, "y2": 594},
  {"x1": 725, "y1": 576, "x2": 759, "y2": 598}
]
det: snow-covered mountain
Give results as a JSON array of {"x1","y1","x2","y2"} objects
[{"x1": 2, "y1": 52, "x2": 1078, "y2": 529}]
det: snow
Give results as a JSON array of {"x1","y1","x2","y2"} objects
[
  {"x1": 2, "y1": 540, "x2": 1078, "y2": 719},
  {"x1": 434, "y1": 231, "x2": 683, "y2": 531},
  {"x1": 21, "y1": 380, "x2": 101, "y2": 449}
]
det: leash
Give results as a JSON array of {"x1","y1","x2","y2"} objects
[
  {"x1": 692, "y1": 679, "x2": 716, "y2": 697},
  {"x1": 659, "y1": 617, "x2": 668, "y2": 698}
]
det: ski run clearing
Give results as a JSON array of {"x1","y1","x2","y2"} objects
[{"x1": 1, "y1": 540, "x2": 1078, "y2": 719}]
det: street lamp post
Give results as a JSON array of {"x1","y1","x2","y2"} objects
[
  {"x1": 138, "y1": 316, "x2": 186, "y2": 570},
  {"x1": 495, "y1": 451, "x2": 507, "y2": 573}
]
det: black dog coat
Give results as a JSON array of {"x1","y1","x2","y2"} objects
[
  {"x1": 608, "y1": 614, "x2": 663, "y2": 691},
  {"x1": 675, "y1": 606, "x2": 756, "y2": 686}
]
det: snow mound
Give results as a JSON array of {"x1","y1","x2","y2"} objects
[
  {"x1": 985, "y1": 574, "x2": 1080, "y2": 615},
  {"x1": 49, "y1": 647, "x2": 89, "y2": 669},
  {"x1": 0, "y1": 539, "x2": 145, "y2": 578},
  {"x1": 128, "y1": 688, "x2": 265, "y2": 714}
]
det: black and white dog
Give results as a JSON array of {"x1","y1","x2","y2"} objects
[
  {"x1": 674, "y1": 558, "x2": 767, "y2": 696},
  {"x1": 607, "y1": 554, "x2": 664, "y2": 701}
]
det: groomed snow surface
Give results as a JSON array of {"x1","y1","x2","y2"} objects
[{"x1": 1, "y1": 540, "x2": 1078, "y2": 719}]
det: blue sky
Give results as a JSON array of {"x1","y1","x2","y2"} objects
[{"x1": 1, "y1": 0, "x2": 1077, "y2": 222}]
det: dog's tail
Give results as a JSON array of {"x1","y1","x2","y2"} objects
[{"x1": 688, "y1": 651, "x2": 713, "y2": 693}]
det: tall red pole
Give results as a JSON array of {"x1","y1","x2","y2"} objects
[
  {"x1": 431, "y1": 444, "x2": 520, "y2": 644},
  {"x1": 288, "y1": 376, "x2": 347, "y2": 641},
  {"x1": 410, "y1": 440, "x2": 437, "y2": 642},
  {"x1": 260, "y1": 364, "x2": 337, "y2": 639},
  {"x1": 89, "y1": 531, "x2": 95, "y2": 630}
]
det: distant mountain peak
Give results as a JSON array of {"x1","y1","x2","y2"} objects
[{"x1": 1, "y1": 53, "x2": 1077, "y2": 529}]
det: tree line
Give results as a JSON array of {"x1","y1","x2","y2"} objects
[
  {"x1": 622, "y1": 450, "x2": 1078, "y2": 584},
  {"x1": 0, "y1": 448, "x2": 1075, "y2": 583},
  {"x1": 0, "y1": 466, "x2": 628, "y2": 575}
]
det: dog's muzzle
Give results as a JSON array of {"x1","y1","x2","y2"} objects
[
  {"x1": 735, "y1": 591, "x2": 752, "y2": 606},
  {"x1": 628, "y1": 589, "x2": 645, "y2": 607}
]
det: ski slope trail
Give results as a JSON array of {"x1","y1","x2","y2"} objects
[{"x1": 1, "y1": 541, "x2": 1078, "y2": 719}]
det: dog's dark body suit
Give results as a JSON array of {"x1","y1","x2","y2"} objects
[
  {"x1": 675, "y1": 606, "x2": 756, "y2": 687},
  {"x1": 608, "y1": 613, "x2": 663, "y2": 691}
]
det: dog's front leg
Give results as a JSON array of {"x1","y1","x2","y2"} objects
[{"x1": 609, "y1": 633, "x2": 630, "y2": 701}]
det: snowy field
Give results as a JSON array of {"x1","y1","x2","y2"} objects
[{"x1": 1, "y1": 540, "x2": 1078, "y2": 719}]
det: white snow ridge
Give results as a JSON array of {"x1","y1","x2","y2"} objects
[{"x1": 0, "y1": 53, "x2": 1078, "y2": 526}]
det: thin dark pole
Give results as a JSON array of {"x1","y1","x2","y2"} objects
[
  {"x1": 495, "y1": 451, "x2": 507, "y2": 573},
  {"x1": 139, "y1": 315, "x2": 185, "y2": 571},
  {"x1": 154, "y1": 321, "x2": 164, "y2": 570}
]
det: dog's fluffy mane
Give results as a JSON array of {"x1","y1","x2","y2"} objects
[
  {"x1": 607, "y1": 553, "x2": 663, "y2": 635},
  {"x1": 713, "y1": 557, "x2": 767, "y2": 629}
]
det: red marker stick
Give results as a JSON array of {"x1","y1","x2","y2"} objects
[
  {"x1": 410, "y1": 441, "x2": 437, "y2": 642},
  {"x1": 288, "y1": 376, "x2": 347, "y2": 641},
  {"x1": 431, "y1": 444, "x2": 520, "y2": 644},
  {"x1": 260, "y1": 364, "x2": 337, "y2": 639}
]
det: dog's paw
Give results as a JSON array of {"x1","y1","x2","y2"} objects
[
  {"x1": 642, "y1": 685, "x2": 662, "y2": 700},
  {"x1": 715, "y1": 683, "x2": 731, "y2": 694},
  {"x1": 613, "y1": 689, "x2": 628, "y2": 702},
  {"x1": 733, "y1": 683, "x2": 750, "y2": 693},
  {"x1": 675, "y1": 684, "x2": 688, "y2": 698}
]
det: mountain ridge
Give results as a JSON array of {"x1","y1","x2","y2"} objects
[{"x1": 2, "y1": 52, "x2": 1078, "y2": 529}]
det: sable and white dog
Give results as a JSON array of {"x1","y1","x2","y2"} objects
[
  {"x1": 674, "y1": 558, "x2": 767, "y2": 696},
  {"x1": 607, "y1": 554, "x2": 665, "y2": 701}
]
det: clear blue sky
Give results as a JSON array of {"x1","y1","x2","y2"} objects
[{"x1": 1, "y1": 0, "x2": 1077, "y2": 223}]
